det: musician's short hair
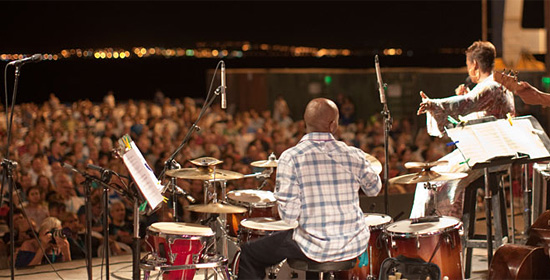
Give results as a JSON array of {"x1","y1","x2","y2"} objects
[{"x1": 466, "y1": 41, "x2": 496, "y2": 74}]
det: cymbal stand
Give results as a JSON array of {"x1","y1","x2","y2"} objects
[{"x1": 423, "y1": 181, "x2": 440, "y2": 217}]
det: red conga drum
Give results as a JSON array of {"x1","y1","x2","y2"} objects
[{"x1": 146, "y1": 222, "x2": 214, "y2": 280}]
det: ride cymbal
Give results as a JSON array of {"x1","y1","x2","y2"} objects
[
  {"x1": 186, "y1": 203, "x2": 247, "y2": 214},
  {"x1": 166, "y1": 167, "x2": 244, "y2": 180},
  {"x1": 388, "y1": 170, "x2": 468, "y2": 185},
  {"x1": 366, "y1": 153, "x2": 382, "y2": 175}
]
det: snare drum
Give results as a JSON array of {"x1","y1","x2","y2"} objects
[
  {"x1": 337, "y1": 213, "x2": 392, "y2": 280},
  {"x1": 146, "y1": 222, "x2": 214, "y2": 280},
  {"x1": 232, "y1": 217, "x2": 298, "y2": 275},
  {"x1": 384, "y1": 216, "x2": 464, "y2": 280},
  {"x1": 226, "y1": 189, "x2": 278, "y2": 237}
]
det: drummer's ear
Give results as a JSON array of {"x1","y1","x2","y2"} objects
[{"x1": 329, "y1": 120, "x2": 338, "y2": 134}]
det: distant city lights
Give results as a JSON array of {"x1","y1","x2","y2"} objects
[{"x1": 0, "y1": 41, "x2": 425, "y2": 63}]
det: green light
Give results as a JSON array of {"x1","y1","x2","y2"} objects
[
  {"x1": 185, "y1": 49, "x2": 195, "y2": 56},
  {"x1": 324, "y1": 75, "x2": 332, "y2": 85},
  {"x1": 542, "y1": 77, "x2": 550, "y2": 87}
]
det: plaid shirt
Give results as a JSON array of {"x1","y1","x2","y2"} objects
[{"x1": 274, "y1": 132, "x2": 381, "y2": 262}]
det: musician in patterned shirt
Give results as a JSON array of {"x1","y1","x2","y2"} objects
[{"x1": 237, "y1": 98, "x2": 381, "y2": 280}]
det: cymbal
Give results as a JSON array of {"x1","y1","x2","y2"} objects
[
  {"x1": 366, "y1": 153, "x2": 382, "y2": 175},
  {"x1": 251, "y1": 159, "x2": 278, "y2": 168},
  {"x1": 404, "y1": 161, "x2": 449, "y2": 170},
  {"x1": 186, "y1": 203, "x2": 247, "y2": 214},
  {"x1": 251, "y1": 152, "x2": 278, "y2": 168},
  {"x1": 166, "y1": 167, "x2": 244, "y2": 180},
  {"x1": 388, "y1": 170, "x2": 468, "y2": 185},
  {"x1": 189, "y1": 157, "x2": 223, "y2": 167}
]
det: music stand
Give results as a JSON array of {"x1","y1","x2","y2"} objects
[
  {"x1": 116, "y1": 135, "x2": 164, "y2": 280},
  {"x1": 445, "y1": 115, "x2": 550, "y2": 272}
]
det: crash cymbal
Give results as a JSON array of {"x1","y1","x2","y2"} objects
[
  {"x1": 404, "y1": 160, "x2": 449, "y2": 170},
  {"x1": 189, "y1": 157, "x2": 223, "y2": 167},
  {"x1": 166, "y1": 167, "x2": 244, "y2": 180},
  {"x1": 251, "y1": 159, "x2": 278, "y2": 168},
  {"x1": 251, "y1": 153, "x2": 278, "y2": 168},
  {"x1": 186, "y1": 203, "x2": 247, "y2": 214},
  {"x1": 388, "y1": 170, "x2": 468, "y2": 185},
  {"x1": 366, "y1": 153, "x2": 382, "y2": 175}
]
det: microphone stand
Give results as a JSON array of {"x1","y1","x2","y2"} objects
[
  {"x1": 65, "y1": 165, "x2": 120, "y2": 280},
  {"x1": 375, "y1": 55, "x2": 392, "y2": 215},
  {"x1": 382, "y1": 103, "x2": 392, "y2": 215},
  {"x1": 158, "y1": 65, "x2": 225, "y2": 215},
  {"x1": 100, "y1": 170, "x2": 113, "y2": 280},
  {"x1": 2, "y1": 63, "x2": 23, "y2": 280}
]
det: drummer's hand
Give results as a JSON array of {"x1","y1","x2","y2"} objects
[
  {"x1": 455, "y1": 84, "x2": 469, "y2": 96},
  {"x1": 417, "y1": 91, "x2": 432, "y2": 115}
]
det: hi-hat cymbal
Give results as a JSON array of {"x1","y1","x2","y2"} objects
[
  {"x1": 166, "y1": 167, "x2": 244, "y2": 180},
  {"x1": 366, "y1": 153, "x2": 382, "y2": 175},
  {"x1": 186, "y1": 203, "x2": 247, "y2": 214},
  {"x1": 404, "y1": 160, "x2": 449, "y2": 170},
  {"x1": 189, "y1": 157, "x2": 223, "y2": 167},
  {"x1": 388, "y1": 170, "x2": 468, "y2": 185}
]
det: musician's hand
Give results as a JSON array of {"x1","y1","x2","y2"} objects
[
  {"x1": 417, "y1": 91, "x2": 432, "y2": 115},
  {"x1": 515, "y1": 81, "x2": 545, "y2": 105},
  {"x1": 455, "y1": 84, "x2": 469, "y2": 96}
]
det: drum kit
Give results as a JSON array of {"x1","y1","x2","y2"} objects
[
  {"x1": 141, "y1": 153, "x2": 298, "y2": 280},
  {"x1": 141, "y1": 155, "x2": 470, "y2": 280}
]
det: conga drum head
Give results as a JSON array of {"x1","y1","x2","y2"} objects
[
  {"x1": 364, "y1": 213, "x2": 392, "y2": 229},
  {"x1": 385, "y1": 216, "x2": 461, "y2": 237},
  {"x1": 227, "y1": 189, "x2": 276, "y2": 208},
  {"x1": 148, "y1": 222, "x2": 214, "y2": 237}
]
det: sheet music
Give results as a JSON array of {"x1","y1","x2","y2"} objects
[
  {"x1": 446, "y1": 117, "x2": 550, "y2": 166},
  {"x1": 121, "y1": 140, "x2": 164, "y2": 210}
]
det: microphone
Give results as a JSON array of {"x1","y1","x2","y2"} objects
[
  {"x1": 62, "y1": 162, "x2": 82, "y2": 175},
  {"x1": 221, "y1": 61, "x2": 227, "y2": 109},
  {"x1": 8, "y1": 54, "x2": 42, "y2": 66},
  {"x1": 162, "y1": 182, "x2": 196, "y2": 204},
  {"x1": 87, "y1": 163, "x2": 111, "y2": 174},
  {"x1": 374, "y1": 55, "x2": 386, "y2": 104}
]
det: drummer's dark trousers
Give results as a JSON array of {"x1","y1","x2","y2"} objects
[{"x1": 237, "y1": 229, "x2": 319, "y2": 280}]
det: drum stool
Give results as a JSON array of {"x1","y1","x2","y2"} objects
[{"x1": 287, "y1": 258, "x2": 356, "y2": 280}]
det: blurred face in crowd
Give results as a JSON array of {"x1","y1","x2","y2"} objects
[
  {"x1": 110, "y1": 202, "x2": 126, "y2": 222},
  {"x1": 27, "y1": 188, "x2": 41, "y2": 204}
]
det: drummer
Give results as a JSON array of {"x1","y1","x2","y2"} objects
[{"x1": 237, "y1": 98, "x2": 382, "y2": 280}]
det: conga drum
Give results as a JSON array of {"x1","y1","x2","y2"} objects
[
  {"x1": 145, "y1": 222, "x2": 214, "y2": 280},
  {"x1": 337, "y1": 213, "x2": 392, "y2": 280},
  {"x1": 384, "y1": 216, "x2": 464, "y2": 280}
]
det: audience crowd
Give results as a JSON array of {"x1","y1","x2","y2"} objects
[{"x1": 0, "y1": 91, "x2": 517, "y2": 268}]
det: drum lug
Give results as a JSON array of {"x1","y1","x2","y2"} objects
[
  {"x1": 390, "y1": 238, "x2": 397, "y2": 250},
  {"x1": 167, "y1": 237, "x2": 177, "y2": 264},
  {"x1": 416, "y1": 236, "x2": 421, "y2": 250},
  {"x1": 193, "y1": 253, "x2": 201, "y2": 264}
]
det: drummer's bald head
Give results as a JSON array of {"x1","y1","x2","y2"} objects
[{"x1": 303, "y1": 98, "x2": 339, "y2": 134}]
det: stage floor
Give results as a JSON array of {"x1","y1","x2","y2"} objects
[{"x1": 0, "y1": 248, "x2": 490, "y2": 280}]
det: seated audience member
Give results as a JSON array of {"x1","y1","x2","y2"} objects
[
  {"x1": 108, "y1": 200, "x2": 132, "y2": 247},
  {"x1": 23, "y1": 187, "x2": 50, "y2": 226},
  {"x1": 61, "y1": 212, "x2": 95, "y2": 259},
  {"x1": 53, "y1": 173, "x2": 84, "y2": 214},
  {"x1": 48, "y1": 201, "x2": 67, "y2": 220},
  {"x1": 15, "y1": 217, "x2": 71, "y2": 267}
]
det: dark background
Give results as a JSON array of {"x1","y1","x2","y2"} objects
[{"x1": 0, "y1": 1, "x2": 545, "y2": 103}]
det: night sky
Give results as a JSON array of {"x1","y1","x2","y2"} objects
[{"x1": 1, "y1": 1, "x2": 487, "y2": 102}]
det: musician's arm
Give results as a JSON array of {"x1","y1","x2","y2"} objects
[{"x1": 515, "y1": 81, "x2": 550, "y2": 106}]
